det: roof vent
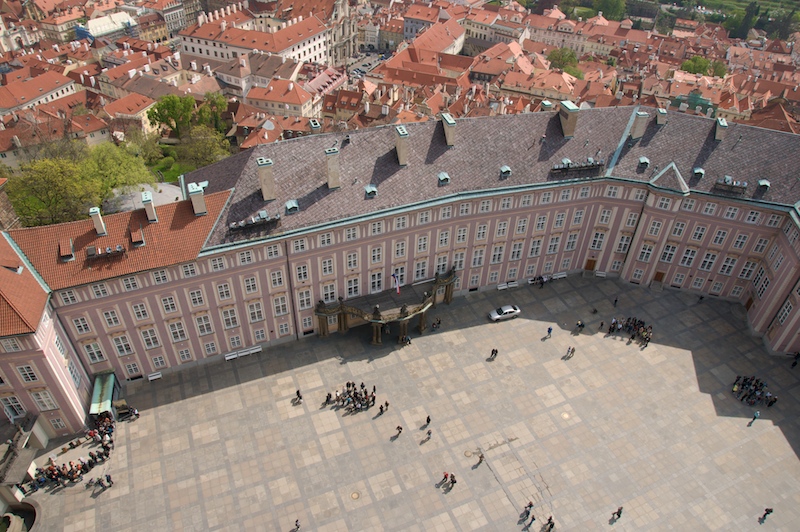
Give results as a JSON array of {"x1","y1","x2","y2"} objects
[
  {"x1": 364, "y1": 184, "x2": 377, "y2": 198},
  {"x1": 693, "y1": 167, "x2": 705, "y2": 178},
  {"x1": 285, "y1": 199, "x2": 299, "y2": 214},
  {"x1": 130, "y1": 223, "x2": 145, "y2": 246},
  {"x1": 309, "y1": 118, "x2": 321, "y2": 132},
  {"x1": 437, "y1": 172, "x2": 450, "y2": 186},
  {"x1": 500, "y1": 165, "x2": 512, "y2": 179},
  {"x1": 758, "y1": 179, "x2": 770, "y2": 189},
  {"x1": 638, "y1": 156, "x2": 650, "y2": 168},
  {"x1": 58, "y1": 238, "x2": 74, "y2": 262}
]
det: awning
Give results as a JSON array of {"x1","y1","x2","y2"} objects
[{"x1": 89, "y1": 373, "x2": 116, "y2": 415}]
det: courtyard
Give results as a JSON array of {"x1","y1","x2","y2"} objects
[{"x1": 29, "y1": 276, "x2": 800, "y2": 531}]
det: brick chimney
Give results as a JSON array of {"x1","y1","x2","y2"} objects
[
  {"x1": 142, "y1": 191, "x2": 158, "y2": 222},
  {"x1": 89, "y1": 207, "x2": 106, "y2": 235},
  {"x1": 187, "y1": 183, "x2": 207, "y2": 216},
  {"x1": 441, "y1": 112, "x2": 456, "y2": 147},
  {"x1": 257, "y1": 157, "x2": 275, "y2": 201},
  {"x1": 395, "y1": 125, "x2": 409, "y2": 166},
  {"x1": 558, "y1": 100, "x2": 579, "y2": 138},
  {"x1": 325, "y1": 147, "x2": 341, "y2": 189},
  {"x1": 630, "y1": 111, "x2": 649, "y2": 140},
  {"x1": 715, "y1": 116, "x2": 727, "y2": 141}
]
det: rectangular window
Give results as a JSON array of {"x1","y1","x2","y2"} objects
[
  {"x1": 248, "y1": 301, "x2": 264, "y2": 322},
  {"x1": 179, "y1": 349, "x2": 192, "y2": 361},
  {"x1": 453, "y1": 252, "x2": 465, "y2": 270},
  {"x1": 417, "y1": 236, "x2": 428, "y2": 253},
  {"x1": 271, "y1": 270, "x2": 284, "y2": 287},
  {"x1": 222, "y1": 308, "x2": 239, "y2": 328},
  {"x1": 691, "y1": 226, "x2": 706, "y2": 241},
  {"x1": 255, "y1": 329, "x2": 266, "y2": 342},
  {"x1": 521, "y1": 194, "x2": 533, "y2": 207},
  {"x1": 211, "y1": 257, "x2": 226, "y2": 271},
  {"x1": 774, "y1": 254, "x2": 784, "y2": 271},
  {"x1": 438, "y1": 231, "x2": 450, "y2": 247},
  {"x1": 347, "y1": 278, "x2": 360, "y2": 297},
  {"x1": 266, "y1": 244, "x2": 280, "y2": 258},
  {"x1": 606, "y1": 186, "x2": 619, "y2": 198},
  {"x1": 491, "y1": 245, "x2": 504, "y2": 264},
  {"x1": 319, "y1": 232, "x2": 333, "y2": 246},
  {"x1": 239, "y1": 250, "x2": 253, "y2": 265},
  {"x1": 61, "y1": 290, "x2": 77, "y2": 305},
  {"x1": 746, "y1": 211, "x2": 760, "y2": 224},
  {"x1": 160, "y1": 296, "x2": 176, "y2": 314},
  {"x1": 719, "y1": 257, "x2": 737, "y2": 276},
  {"x1": 133, "y1": 303, "x2": 149, "y2": 320},
  {"x1": 472, "y1": 249, "x2": 485, "y2": 267},
  {"x1": 660, "y1": 244, "x2": 677, "y2": 263},
  {"x1": 190, "y1": 290, "x2": 204, "y2": 306},
  {"x1": 479, "y1": 200, "x2": 492, "y2": 212},
  {"x1": 113, "y1": 335, "x2": 133, "y2": 356},
  {"x1": 526, "y1": 264, "x2": 537, "y2": 276},
  {"x1": 733, "y1": 234, "x2": 748, "y2": 249},
  {"x1": 394, "y1": 241, "x2": 406, "y2": 258},
  {"x1": 572, "y1": 210, "x2": 584, "y2": 225},
  {"x1": 564, "y1": 233, "x2": 578, "y2": 252},
  {"x1": 699, "y1": 252, "x2": 717, "y2": 271},
  {"x1": 414, "y1": 261, "x2": 428, "y2": 280},
  {"x1": 196, "y1": 315, "x2": 213, "y2": 335},
  {"x1": 757, "y1": 277, "x2": 770, "y2": 298},
  {"x1": 578, "y1": 186, "x2": 590, "y2": 199},
  {"x1": 724, "y1": 207, "x2": 739, "y2": 220},
  {"x1": 31, "y1": 390, "x2": 57, "y2": 411},
  {"x1": 547, "y1": 235, "x2": 561, "y2": 254},
  {"x1": 298, "y1": 289, "x2": 312, "y2": 310},
  {"x1": 244, "y1": 277, "x2": 258, "y2": 294},
  {"x1": 456, "y1": 228, "x2": 467, "y2": 243},
  {"x1": 345, "y1": 252, "x2": 358, "y2": 270},
  {"x1": 553, "y1": 213, "x2": 565, "y2": 229},
  {"x1": 170, "y1": 322, "x2": 187, "y2": 342},
  {"x1": 535, "y1": 216, "x2": 546, "y2": 231},
  {"x1": 273, "y1": 296, "x2": 288, "y2": 316},
  {"x1": 296, "y1": 265, "x2": 308, "y2": 281},
  {"x1": 626, "y1": 213, "x2": 638, "y2": 227},
  {"x1": 681, "y1": 199, "x2": 695, "y2": 211},
  {"x1": 436, "y1": 256, "x2": 448, "y2": 274},
  {"x1": 634, "y1": 189, "x2": 647, "y2": 201},
  {"x1": 469, "y1": 274, "x2": 479, "y2": 287},
  {"x1": 370, "y1": 272, "x2": 382, "y2": 293},
  {"x1": 92, "y1": 284, "x2": 108, "y2": 298},
  {"x1": 73, "y1": 317, "x2": 91, "y2": 334},
  {"x1": 279, "y1": 323, "x2": 290, "y2": 335},
  {"x1": 672, "y1": 273, "x2": 685, "y2": 287},
  {"x1": 345, "y1": 227, "x2": 358, "y2": 241},
  {"x1": 508, "y1": 267, "x2": 517, "y2": 280},
  {"x1": 590, "y1": 232, "x2": 605, "y2": 250},
  {"x1": 672, "y1": 222, "x2": 686, "y2": 237},
  {"x1": 50, "y1": 418, "x2": 66, "y2": 430},
  {"x1": 371, "y1": 246, "x2": 383, "y2": 263},
  {"x1": 323, "y1": 283, "x2": 336, "y2": 302},
  {"x1": 182, "y1": 263, "x2": 197, "y2": 277},
  {"x1": 560, "y1": 189, "x2": 572, "y2": 202},
  {"x1": 632, "y1": 268, "x2": 644, "y2": 281},
  {"x1": 293, "y1": 239, "x2": 307, "y2": 252},
  {"x1": 731, "y1": 285, "x2": 744, "y2": 298},
  {"x1": 500, "y1": 197, "x2": 512, "y2": 209},
  {"x1": 657, "y1": 197, "x2": 671, "y2": 210},
  {"x1": 766, "y1": 214, "x2": 782, "y2": 228},
  {"x1": 648, "y1": 221, "x2": 662, "y2": 237},
  {"x1": 768, "y1": 244, "x2": 779, "y2": 261},
  {"x1": 229, "y1": 336, "x2": 242, "y2": 349},
  {"x1": 638, "y1": 244, "x2": 654, "y2": 262},
  {"x1": 510, "y1": 242, "x2": 524, "y2": 260},
  {"x1": 17, "y1": 365, "x2": 37, "y2": 382},
  {"x1": 103, "y1": 310, "x2": 120, "y2": 327},
  {"x1": 418, "y1": 211, "x2": 431, "y2": 224},
  {"x1": 544, "y1": 262, "x2": 553, "y2": 273},
  {"x1": 496, "y1": 221, "x2": 508, "y2": 237},
  {"x1": 141, "y1": 328, "x2": 159, "y2": 349},
  {"x1": 599, "y1": 210, "x2": 611, "y2": 224},
  {"x1": 778, "y1": 301, "x2": 793, "y2": 324},
  {"x1": 84, "y1": 342, "x2": 105, "y2": 363},
  {"x1": 204, "y1": 342, "x2": 217, "y2": 355},
  {"x1": 489, "y1": 271, "x2": 499, "y2": 283},
  {"x1": 703, "y1": 203, "x2": 717, "y2": 216},
  {"x1": 712, "y1": 230, "x2": 727, "y2": 246},
  {"x1": 529, "y1": 239, "x2": 542, "y2": 257},
  {"x1": 153, "y1": 270, "x2": 168, "y2": 284},
  {"x1": 371, "y1": 221, "x2": 384, "y2": 235},
  {"x1": 692, "y1": 277, "x2": 705, "y2": 289},
  {"x1": 217, "y1": 283, "x2": 232, "y2": 300},
  {"x1": 753, "y1": 238, "x2": 769, "y2": 254},
  {"x1": 440, "y1": 206, "x2": 452, "y2": 220},
  {"x1": 321, "y1": 259, "x2": 333, "y2": 276},
  {"x1": 680, "y1": 249, "x2": 697, "y2": 267},
  {"x1": 617, "y1": 235, "x2": 632, "y2": 253},
  {"x1": 0, "y1": 396, "x2": 24, "y2": 417},
  {"x1": 739, "y1": 261, "x2": 757, "y2": 280},
  {"x1": 459, "y1": 203, "x2": 471, "y2": 215},
  {"x1": 540, "y1": 192, "x2": 552, "y2": 204},
  {"x1": 476, "y1": 225, "x2": 487, "y2": 240}
]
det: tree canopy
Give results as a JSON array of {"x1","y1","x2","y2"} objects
[
  {"x1": 195, "y1": 92, "x2": 228, "y2": 134},
  {"x1": 592, "y1": 0, "x2": 626, "y2": 21},
  {"x1": 680, "y1": 56, "x2": 710, "y2": 75},
  {"x1": 147, "y1": 94, "x2": 196, "y2": 137},
  {"x1": 547, "y1": 47, "x2": 578, "y2": 70},
  {"x1": 710, "y1": 60, "x2": 727, "y2": 78},
  {"x1": 175, "y1": 125, "x2": 230, "y2": 169}
]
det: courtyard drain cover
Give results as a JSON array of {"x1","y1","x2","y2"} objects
[
  {"x1": 464, "y1": 450, "x2": 473, "y2": 458},
  {"x1": 351, "y1": 491, "x2": 360, "y2": 500},
  {"x1": 561, "y1": 412, "x2": 570, "y2": 420}
]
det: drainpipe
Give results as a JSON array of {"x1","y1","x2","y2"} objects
[{"x1": 284, "y1": 240, "x2": 301, "y2": 341}]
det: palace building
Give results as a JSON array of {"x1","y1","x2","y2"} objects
[{"x1": 2, "y1": 103, "x2": 800, "y2": 439}]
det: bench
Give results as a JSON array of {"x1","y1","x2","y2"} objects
[
  {"x1": 594, "y1": 271, "x2": 607, "y2": 278},
  {"x1": 527, "y1": 278, "x2": 538, "y2": 285},
  {"x1": 507, "y1": 281, "x2": 519, "y2": 289},
  {"x1": 147, "y1": 372, "x2": 162, "y2": 381},
  {"x1": 497, "y1": 283, "x2": 508, "y2": 291},
  {"x1": 224, "y1": 353, "x2": 239, "y2": 361},
  {"x1": 552, "y1": 272, "x2": 567, "y2": 280}
]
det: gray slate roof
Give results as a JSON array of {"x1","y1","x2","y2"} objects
[{"x1": 189, "y1": 106, "x2": 800, "y2": 249}]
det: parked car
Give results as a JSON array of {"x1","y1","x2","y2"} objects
[{"x1": 488, "y1": 305, "x2": 521, "y2": 322}]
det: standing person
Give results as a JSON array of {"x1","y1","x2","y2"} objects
[
  {"x1": 385, "y1": 401, "x2": 390, "y2": 411},
  {"x1": 615, "y1": 507, "x2": 623, "y2": 519},
  {"x1": 396, "y1": 425, "x2": 403, "y2": 436},
  {"x1": 762, "y1": 508, "x2": 773, "y2": 521},
  {"x1": 426, "y1": 429, "x2": 432, "y2": 441},
  {"x1": 442, "y1": 472, "x2": 449, "y2": 483},
  {"x1": 426, "y1": 415, "x2": 431, "y2": 426},
  {"x1": 749, "y1": 411, "x2": 760, "y2": 426},
  {"x1": 547, "y1": 327, "x2": 552, "y2": 338},
  {"x1": 613, "y1": 297, "x2": 618, "y2": 307},
  {"x1": 477, "y1": 453, "x2": 485, "y2": 465},
  {"x1": 566, "y1": 346, "x2": 572, "y2": 358},
  {"x1": 599, "y1": 321, "x2": 604, "y2": 330},
  {"x1": 105, "y1": 474, "x2": 113, "y2": 486},
  {"x1": 295, "y1": 519, "x2": 301, "y2": 530}
]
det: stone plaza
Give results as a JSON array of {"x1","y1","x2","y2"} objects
[{"x1": 29, "y1": 276, "x2": 800, "y2": 531}]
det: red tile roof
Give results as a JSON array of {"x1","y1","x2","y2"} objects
[
  {"x1": 8, "y1": 191, "x2": 231, "y2": 290},
  {"x1": 0, "y1": 235, "x2": 48, "y2": 336}
]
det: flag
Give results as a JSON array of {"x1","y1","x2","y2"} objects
[{"x1": 392, "y1": 272, "x2": 400, "y2": 294}]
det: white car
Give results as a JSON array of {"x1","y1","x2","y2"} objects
[{"x1": 489, "y1": 305, "x2": 521, "y2": 322}]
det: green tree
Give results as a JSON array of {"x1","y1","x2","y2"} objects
[
  {"x1": 680, "y1": 56, "x2": 711, "y2": 75},
  {"x1": 176, "y1": 125, "x2": 230, "y2": 169},
  {"x1": 592, "y1": 0, "x2": 626, "y2": 21},
  {"x1": 727, "y1": 1, "x2": 760, "y2": 40},
  {"x1": 767, "y1": 9, "x2": 798, "y2": 40},
  {"x1": 195, "y1": 92, "x2": 228, "y2": 134},
  {"x1": 125, "y1": 130, "x2": 164, "y2": 165},
  {"x1": 710, "y1": 60, "x2": 727, "y2": 78},
  {"x1": 547, "y1": 47, "x2": 578, "y2": 70},
  {"x1": 564, "y1": 66, "x2": 584, "y2": 79},
  {"x1": 147, "y1": 95, "x2": 196, "y2": 137},
  {"x1": 81, "y1": 142, "x2": 154, "y2": 199},
  {"x1": 6, "y1": 159, "x2": 102, "y2": 226}
]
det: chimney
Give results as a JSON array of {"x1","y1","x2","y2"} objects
[
  {"x1": 395, "y1": 125, "x2": 409, "y2": 166},
  {"x1": 656, "y1": 107, "x2": 667, "y2": 125},
  {"x1": 441, "y1": 112, "x2": 456, "y2": 147},
  {"x1": 325, "y1": 147, "x2": 341, "y2": 189},
  {"x1": 309, "y1": 118, "x2": 321, "y2": 133},
  {"x1": 630, "y1": 111, "x2": 649, "y2": 140},
  {"x1": 257, "y1": 157, "x2": 275, "y2": 201},
  {"x1": 558, "y1": 100, "x2": 579, "y2": 139},
  {"x1": 89, "y1": 207, "x2": 106, "y2": 235},
  {"x1": 187, "y1": 183, "x2": 207, "y2": 215},
  {"x1": 142, "y1": 191, "x2": 158, "y2": 222},
  {"x1": 364, "y1": 101, "x2": 370, "y2": 114},
  {"x1": 715, "y1": 117, "x2": 727, "y2": 141},
  {"x1": 540, "y1": 99, "x2": 553, "y2": 111},
  {"x1": 381, "y1": 104, "x2": 389, "y2": 115}
]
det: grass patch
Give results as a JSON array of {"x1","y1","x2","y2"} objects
[
  {"x1": 575, "y1": 6, "x2": 596, "y2": 19},
  {"x1": 150, "y1": 160, "x2": 194, "y2": 183}
]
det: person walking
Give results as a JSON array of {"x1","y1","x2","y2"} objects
[
  {"x1": 547, "y1": 327, "x2": 552, "y2": 338},
  {"x1": 105, "y1": 474, "x2": 113, "y2": 486},
  {"x1": 761, "y1": 508, "x2": 773, "y2": 521},
  {"x1": 613, "y1": 297, "x2": 618, "y2": 307},
  {"x1": 426, "y1": 429, "x2": 432, "y2": 440},
  {"x1": 615, "y1": 507, "x2": 623, "y2": 519},
  {"x1": 425, "y1": 415, "x2": 431, "y2": 426},
  {"x1": 748, "y1": 411, "x2": 760, "y2": 426},
  {"x1": 477, "y1": 453, "x2": 485, "y2": 465},
  {"x1": 295, "y1": 519, "x2": 301, "y2": 530},
  {"x1": 442, "y1": 472, "x2": 449, "y2": 483},
  {"x1": 396, "y1": 425, "x2": 403, "y2": 436}
]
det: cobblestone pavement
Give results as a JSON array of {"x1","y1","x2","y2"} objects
[{"x1": 29, "y1": 276, "x2": 800, "y2": 531}]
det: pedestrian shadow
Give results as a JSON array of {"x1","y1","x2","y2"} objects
[
  {"x1": 390, "y1": 433, "x2": 400, "y2": 442},
  {"x1": 758, "y1": 516, "x2": 768, "y2": 525},
  {"x1": 471, "y1": 462, "x2": 481, "y2": 470},
  {"x1": 540, "y1": 336, "x2": 549, "y2": 342},
  {"x1": 419, "y1": 437, "x2": 431, "y2": 445},
  {"x1": 486, "y1": 357, "x2": 495, "y2": 362},
  {"x1": 609, "y1": 516, "x2": 618, "y2": 525}
]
